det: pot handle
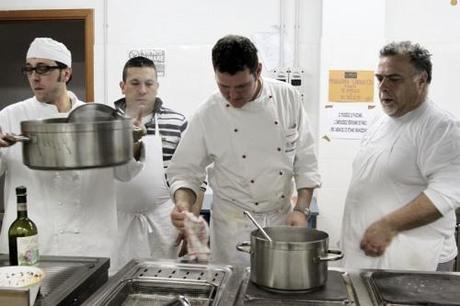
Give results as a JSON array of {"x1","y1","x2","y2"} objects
[
  {"x1": 236, "y1": 241, "x2": 251, "y2": 254},
  {"x1": 9, "y1": 135, "x2": 31, "y2": 143},
  {"x1": 319, "y1": 249, "x2": 344, "y2": 262},
  {"x1": 132, "y1": 127, "x2": 146, "y2": 143}
]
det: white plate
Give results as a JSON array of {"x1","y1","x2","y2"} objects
[{"x1": 0, "y1": 266, "x2": 45, "y2": 305}]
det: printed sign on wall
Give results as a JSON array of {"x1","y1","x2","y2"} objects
[
  {"x1": 128, "y1": 49, "x2": 165, "y2": 77},
  {"x1": 329, "y1": 70, "x2": 374, "y2": 102},
  {"x1": 325, "y1": 104, "x2": 370, "y2": 139}
]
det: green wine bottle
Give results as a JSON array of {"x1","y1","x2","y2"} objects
[{"x1": 8, "y1": 186, "x2": 39, "y2": 266}]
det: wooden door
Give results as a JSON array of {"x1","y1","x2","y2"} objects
[{"x1": 0, "y1": 9, "x2": 94, "y2": 104}]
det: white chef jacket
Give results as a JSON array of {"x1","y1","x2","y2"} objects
[
  {"x1": 0, "y1": 92, "x2": 143, "y2": 263},
  {"x1": 341, "y1": 100, "x2": 460, "y2": 271},
  {"x1": 167, "y1": 78, "x2": 321, "y2": 264}
]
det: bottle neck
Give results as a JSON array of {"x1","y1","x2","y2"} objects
[{"x1": 17, "y1": 202, "x2": 28, "y2": 218}]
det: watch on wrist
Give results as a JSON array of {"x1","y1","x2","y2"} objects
[{"x1": 293, "y1": 206, "x2": 310, "y2": 216}]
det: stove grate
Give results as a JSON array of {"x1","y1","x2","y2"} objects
[
  {"x1": 237, "y1": 269, "x2": 356, "y2": 305},
  {"x1": 363, "y1": 271, "x2": 460, "y2": 306},
  {"x1": 132, "y1": 265, "x2": 227, "y2": 287}
]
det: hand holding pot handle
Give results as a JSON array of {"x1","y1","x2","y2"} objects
[
  {"x1": 0, "y1": 128, "x2": 27, "y2": 147},
  {"x1": 131, "y1": 106, "x2": 146, "y2": 143}
]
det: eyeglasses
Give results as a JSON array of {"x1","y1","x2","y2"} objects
[{"x1": 21, "y1": 64, "x2": 61, "y2": 76}]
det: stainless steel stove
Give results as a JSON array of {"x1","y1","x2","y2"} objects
[
  {"x1": 0, "y1": 255, "x2": 109, "y2": 306},
  {"x1": 84, "y1": 259, "x2": 233, "y2": 306},
  {"x1": 234, "y1": 268, "x2": 358, "y2": 305},
  {"x1": 361, "y1": 270, "x2": 460, "y2": 306}
]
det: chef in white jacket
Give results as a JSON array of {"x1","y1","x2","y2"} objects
[
  {"x1": 0, "y1": 37, "x2": 143, "y2": 273},
  {"x1": 111, "y1": 56, "x2": 204, "y2": 271},
  {"x1": 167, "y1": 35, "x2": 321, "y2": 264},
  {"x1": 341, "y1": 41, "x2": 460, "y2": 271}
]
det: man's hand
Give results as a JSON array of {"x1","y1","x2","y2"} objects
[
  {"x1": 0, "y1": 131, "x2": 17, "y2": 148},
  {"x1": 360, "y1": 193, "x2": 442, "y2": 257},
  {"x1": 170, "y1": 188, "x2": 196, "y2": 231},
  {"x1": 360, "y1": 219, "x2": 397, "y2": 257},
  {"x1": 171, "y1": 203, "x2": 191, "y2": 231},
  {"x1": 131, "y1": 105, "x2": 146, "y2": 143},
  {"x1": 130, "y1": 106, "x2": 146, "y2": 160},
  {"x1": 287, "y1": 210, "x2": 308, "y2": 226}
]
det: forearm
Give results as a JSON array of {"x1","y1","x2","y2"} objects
[
  {"x1": 191, "y1": 191, "x2": 205, "y2": 216},
  {"x1": 295, "y1": 188, "x2": 314, "y2": 209},
  {"x1": 381, "y1": 192, "x2": 442, "y2": 233}
]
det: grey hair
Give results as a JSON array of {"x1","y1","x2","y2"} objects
[{"x1": 379, "y1": 41, "x2": 432, "y2": 83}]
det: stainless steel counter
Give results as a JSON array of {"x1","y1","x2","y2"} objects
[
  {"x1": 0, "y1": 255, "x2": 109, "y2": 306},
  {"x1": 226, "y1": 266, "x2": 460, "y2": 305},
  {"x1": 84, "y1": 258, "x2": 460, "y2": 305},
  {"x1": 85, "y1": 259, "x2": 235, "y2": 305},
  {"x1": 221, "y1": 266, "x2": 375, "y2": 306}
]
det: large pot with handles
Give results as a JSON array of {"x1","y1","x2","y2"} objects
[
  {"x1": 16, "y1": 117, "x2": 133, "y2": 170},
  {"x1": 237, "y1": 226, "x2": 343, "y2": 291}
]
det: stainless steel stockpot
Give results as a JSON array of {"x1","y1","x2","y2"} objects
[
  {"x1": 237, "y1": 226, "x2": 343, "y2": 291},
  {"x1": 17, "y1": 117, "x2": 133, "y2": 170}
]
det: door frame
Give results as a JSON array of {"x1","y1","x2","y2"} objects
[{"x1": 0, "y1": 9, "x2": 94, "y2": 101}]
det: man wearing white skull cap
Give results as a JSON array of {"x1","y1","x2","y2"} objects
[
  {"x1": 0, "y1": 37, "x2": 144, "y2": 274},
  {"x1": 27, "y1": 37, "x2": 72, "y2": 68}
]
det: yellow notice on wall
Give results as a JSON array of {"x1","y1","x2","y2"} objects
[{"x1": 329, "y1": 70, "x2": 374, "y2": 102}]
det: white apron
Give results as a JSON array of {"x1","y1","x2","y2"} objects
[
  {"x1": 112, "y1": 115, "x2": 178, "y2": 272},
  {"x1": 211, "y1": 196, "x2": 290, "y2": 265},
  {"x1": 342, "y1": 116, "x2": 443, "y2": 271}
]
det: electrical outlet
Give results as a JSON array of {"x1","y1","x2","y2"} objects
[
  {"x1": 272, "y1": 68, "x2": 290, "y2": 83},
  {"x1": 290, "y1": 69, "x2": 304, "y2": 87}
]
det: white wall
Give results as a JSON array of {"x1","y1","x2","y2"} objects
[
  {"x1": 105, "y1": 0, "x2": 280, "y2": 117},
  {"x1": 317, "y1": 0, "x2": 386, "y2": 251},
  {"x1": 385, "y1": 0, "x2": 460, "y2": 116},
  {"x1": 104, "y1": 0, "x2": 322, "y2": 119}
]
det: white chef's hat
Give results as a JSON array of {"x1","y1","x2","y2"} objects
[{"x1": 26, "y1": 37, "x2": 72, "y2": 67}]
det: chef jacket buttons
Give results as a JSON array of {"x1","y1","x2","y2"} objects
[
  {"x1": 269, "y1": 95, "x2": 273, "y2": 99},
  {"x1": 234, "y1": 128, "x2": 238, "y2": 132},
  {"x1": 242, "y1": 155, "x2": 246, "y2": 159},
  {"x1": 274, "y1": 121, "x2": 279, "y2": 125},
  {"x1": 281, "y1": 195, "x2": 285, "y2": 199},
  {"x1": 226, "y1": 104, "x2": 230, "y2": 107},
  {"x1": 279, "y1": 171, "x2": 283, "y2": 175},
  {"x1": 277, "y1": 147, "x2": 281, "y2": 151},
  {"x1": 250, "y1": 179, "x2": 255, "y2": 183},
  {"x1": 254, "y1": 202, "x2": 259, "y2": 206}
]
